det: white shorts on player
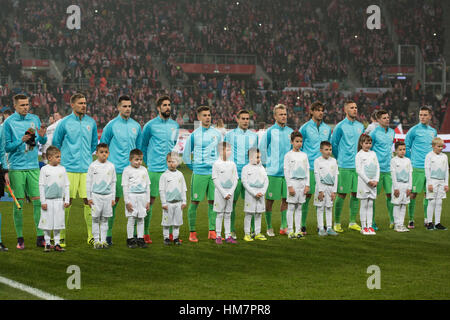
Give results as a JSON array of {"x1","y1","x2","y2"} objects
[
  {"x1": 39, "y1": 199, "x2": 66, "y2": 231},
  {"x1": 162, "y1": 202, "x2": 183, "y2": 227}
]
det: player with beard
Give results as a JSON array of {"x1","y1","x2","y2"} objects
[{"x1": 141, "y1": 95, "x2": 179, "y2": 243}]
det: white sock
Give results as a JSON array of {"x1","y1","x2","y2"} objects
[
  {"x1": 54, "y1": 230, "x2": 60, "y2": 245},
  {"x1": 44, "y1": 230, "x2": 51, "y2": 245},
  {"x1": 316, "y1": 206, "x2": 324, "y2": 230},
  {"x1": 287, "y1": 204, "x2": 295, "y2": 233},
  {"x1": 100, "y1": 217, "x2": 108, "y2": 243},
  {"x1": 367, "y1": 199, "x2": 373, "y2": 228},
  {"x1": 92, "y1": 216, "x2": 100, "y2": 242},
  {"x1": 325, "y1": 207, "x2": 332, "y2": 229},
  {"x1": 360, "y1": 199, "x2": 368, "y2": 229},
  {"x1": 163, "y1": 226, "x2": 170, "y2": 239},
  {"x1": 435, "y1": 199, "x2": 442, "y2": 224},
  {"x1": 215, "y1": 212, "x2": 223, "y2": 238},
  {"x1": 294, "y1": 205, "x2": 302, "y2": 234},
  {"x1": 136, "y1": 218, "x2": 144, "y2": 238},
  {"x1": 400, "y1": 205, "x2": 407, "y2": 226},
  {"x1": 393, "y1": 205, "x2": 400, "y2": 226},
  {"x1": 127, "y1": 217, "x2": 136, "y2": 239},
  {"x1": 427, "y1": 199, "x2": 436, "y2": 224},
  {"x1": 255, "y1": 213, "x2": 262, "y2": 235},
  {"x1": 173, "y1": 226, "x2": 180, "y2": 239},
  {"x1": 244, "y1": 213, "x2": 252, "y2": 234},
  {"x1": 224, "y1": 212, "x2": 231, "y2": 238}
]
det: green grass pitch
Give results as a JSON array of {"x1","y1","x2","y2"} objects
[{"x1": 0, "y1": 165, "x2": 449, "y2": 300}]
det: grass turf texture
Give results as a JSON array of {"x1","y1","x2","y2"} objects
[{"x1": 0, "y1": 164, "x2": 449, "y2": 300}]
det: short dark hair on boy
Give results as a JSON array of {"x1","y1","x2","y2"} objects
[
  {"x1": 395, "y1": 141, "x2": 406, "y2": 150},
  {"x1": 96, "y1": 143, "x2": 109, "y2": 151},
  {"x1": 290, "y1": 131, "x2": 303, "y2": 142},
  {"x1": 46, "y1": 146, "x2": 60, "y2": 159},
  {"x1": 129, "y1": 149, "x2": 143, "y2": 159},
  {"x1": 248, "y1": 147, "x2": 260, "y2": 157},
  {"x1": 320, "y1": 141, "x2": 332, "y2": 149}
]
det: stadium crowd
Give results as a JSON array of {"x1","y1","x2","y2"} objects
[{"x1": 0, "y1": 0, "x2": 447, "y2": 131}]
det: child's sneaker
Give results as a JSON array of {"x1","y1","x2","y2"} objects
[
  {"x1": 54, "y1": 244, "x2": 65, "y2": 252},
  {"x1": 225, "y1": 236, "x2": 237, "y2": 244},
  {"x1": 295, "y1": 232, "x2": 304, "y2": 239},
  {"x1": 127, "y1": 238, "x2": 138, "y2": 248},
  {"x1": 59, "y1": 239, "x2": 66, "y2": 248},
  {"x1": 173, "y1": 238, "x2": 182, "y2": 245},
  {"x1": 326, "y1": 228, "x2": 338, "y2": 236},
  {"x1": 255, "y1": 233, "x2": 267, "y2": 241},
  {"x1": 93, "y1": 242, "x2": 102, "y2": 249},
  {"x1": 300, "y1": 226, "x2": 307, "y2": 235},
  {"x1": 389, "y1": 223, "x2": 395, "y2": 229},
  {"x1": 400, "y1": 225, "x2": 410, "y2": 232},
  {"x1": 318, "y1": 228, "x2": 327, "y2": 237},
  {"x1": 333, "y1": 224, "x2": 344, "y2": 233},
  {"x1": 371, "y1": 222, "x2": 379, "y2": 231},
  {"x1": 215, "y1": 236, "x2": 223, "y2": 244},
  {"x1": 348, "y1": 223, "x2": 362, "y2": 231},
  {"x1": 434, "y1": 223, "x2": 447, "y2": 230},
  {"x1": 143, "y1": 234, "x2": 152, "y2": 244},
  {"x1": 426, "y1": 222, "x2": 435, "y2": 230},
  {"x1": 288, "y1": 232, "x2": 296, "y2": 239},
  {"x1": 106, "y1": 236, "x2": 113, "y2": 246},
  {"x1": 231, "y1": 232, "x2": 237, "y2": 240},
  {"x1": 361, "y1": 228, "x2": 369, "y2": 235},
  {"x1": 87, "y1": 237, "x2": 95, "y2": 246},
  {"x1": 394, "y1": 224, "x2": 402, "y2": 232},
  {"x1": 137, "y1": 238, "x2": 148, "y2": 248},
  {"x1": 266, "y1": 228, "x2": 275, "y2": 237},
  {"x1": 368, "y1": 227, "x2": 376, "y2": 235},
  {"x1": 208, "y1": 230, "x2": 217, "y2": 240},
  {"x1": 250, "y1": 232, "x2": 256, "y2": 238},
  {"x1": 164, "y1": 238, "x2": 171, "y2": 246},
  {"x1": 0, "y1": 243, "x2": 8, "y2": 251},
  {"x1": 407, "y1": 221, "x2": 415, "y2": 229},
  {"x1": 44, "y1": 244, "x2": 52, "y2": 252},
  {"x1": 279, "y1": 228, "x2": 288, "y2": 235},
  {"x1": 243, "y1": 234, "x2": 254, "y2": 242},
  {"x1": 101, "y1": 242, "x2": 109, "y2": 249}
]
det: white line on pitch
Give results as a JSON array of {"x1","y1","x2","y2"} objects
[{"x1": 0, "y1": 275, "x2": 64, "y2": 300}]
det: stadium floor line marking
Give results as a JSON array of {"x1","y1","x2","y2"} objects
[{"x1": 0, "y1": 275, "x2": 64, "y2": 300}]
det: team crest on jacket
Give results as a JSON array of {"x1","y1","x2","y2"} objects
[
  {"x1": 30, "y1": 122, "x2": 35, "y2": 129},
  {"x1": 132, "y1": 127, "x2": 137, "y2": 134},
  {"x1": 86, "y1": 125, "x2": 91, "y2": 131}
]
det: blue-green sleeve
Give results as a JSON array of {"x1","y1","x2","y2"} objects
[
  {"x1": 91, "y1": 121, "x2": 98, "y2": 154},
  {"x1": 404, "y1": 126, "x2": 415, "y2": 159},
  {"x1": 4, "y1": 121, "x2": 23, "y2": 153},
  {"x1": 182, "y1": 133, "x2": 194, "y2": 170},
  {"x1": 100, "y1": 122, "x2": 113, "y2": 145},
  {"x1": 52, "y1": 120, "x2": 64, "y2": 150},
  {"x1": 141, "y1": 123, "x2": 151, "y2": 165},
  {"x1": 331, "y1": 124, "x2": 341, "y2": 159}
]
